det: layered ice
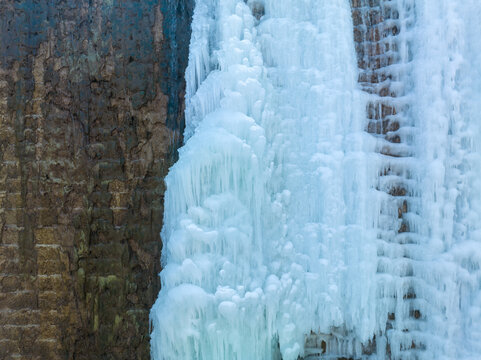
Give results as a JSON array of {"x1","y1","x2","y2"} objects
[
  {"x1": 411, "y1": 1, "x2": 481, "y2": 358},
  {"x1": 150, "y1": 0, "x2": 481, "y2": 359}
]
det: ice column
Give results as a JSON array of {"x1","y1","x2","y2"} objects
[{"x1": 150, "y1": 0, "x2": 376, "y2": 359}]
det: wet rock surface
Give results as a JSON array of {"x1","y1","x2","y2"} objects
[{"x1": 0, "y1": 0, "x2": 193, "y2": 359}]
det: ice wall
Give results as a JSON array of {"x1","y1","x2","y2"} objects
[
  {"x1": 150, "y1": 0, "x2": 481, "y2": 359},
  {"x1": 412, "y1": 1, "x2": 481, "y2": 359}
]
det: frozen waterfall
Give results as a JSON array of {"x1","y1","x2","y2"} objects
[{"x1": 150, "y1": 0, "x2": 481, "y2": 359}]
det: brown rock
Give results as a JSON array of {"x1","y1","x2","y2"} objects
[{"x1": 0, "y1": 0, "x2": 194, "y2": 359}]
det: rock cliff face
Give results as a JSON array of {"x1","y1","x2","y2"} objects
[{"x1": 0, "y1": 1, "x2": 193, "y2": 359}]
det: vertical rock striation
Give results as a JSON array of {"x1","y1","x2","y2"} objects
[{"x1": 0, "y1": 1, "x2": 193, "y2": 359}]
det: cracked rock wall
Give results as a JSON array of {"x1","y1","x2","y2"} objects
[{"x1": 0, "y1": 1, "x2": 193, "y2": 359}]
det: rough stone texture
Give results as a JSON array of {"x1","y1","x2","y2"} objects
[{"x1": 0, "y1": 1, "x2": 193, "y2": 359}]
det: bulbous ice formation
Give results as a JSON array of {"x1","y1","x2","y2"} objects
[{"x1": 151, "y1": 1, "x2": 375, "y2": 359}]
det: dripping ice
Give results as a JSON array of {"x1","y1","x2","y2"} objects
[{"x1": 150, "y1": 0, "x2": 481, "y2": 359}]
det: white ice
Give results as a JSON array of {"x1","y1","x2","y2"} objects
[
  {"x1": 411, "y1": 1, "x2": 481, "y2": 359},
  {"x1": 150, "y1": 0, "x2": 481, "y2": 359}
]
